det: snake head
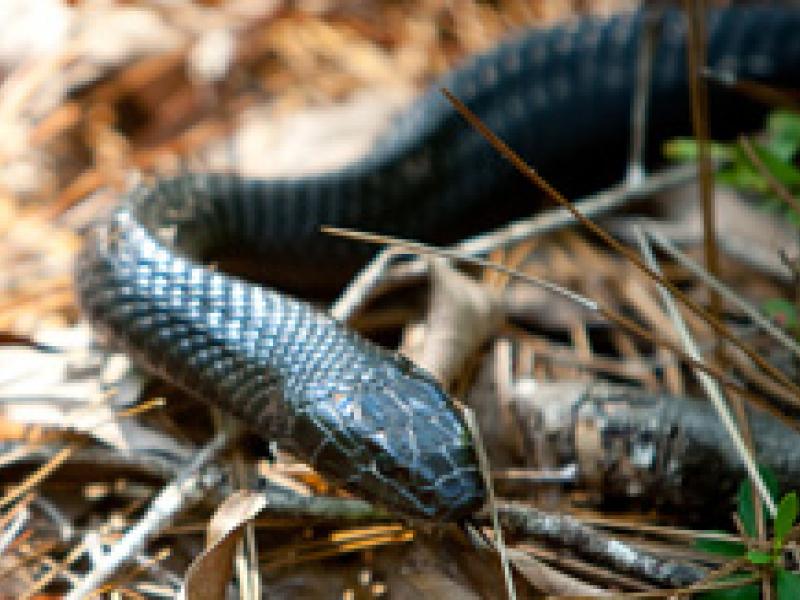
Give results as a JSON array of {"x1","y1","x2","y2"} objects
[{"x1": 295, "y1": 359, "x2": 486, "y2": 520}]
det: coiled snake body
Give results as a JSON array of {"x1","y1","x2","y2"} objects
[{"x1": 76, "y1": 7, "x2": 800, "y2": 520}]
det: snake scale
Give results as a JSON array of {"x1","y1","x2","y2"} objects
[{"x1": 75, "y1": 7, "x2": 800, "y2": 520}]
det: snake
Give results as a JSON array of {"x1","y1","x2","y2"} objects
[{"x1": 75, "y1": 6, "x2": 800, "y2": 521}]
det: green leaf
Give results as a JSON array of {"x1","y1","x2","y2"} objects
[
  {"x1": 717, "y1": 159, "x2": 769, "y2": 193},
  {"x1": 746, "y1": 549, "x2": 773, "y2": 565},
  {"x1": 742, "y1": 140, "x2": 800, "y2": 188},
  {"x1": 764, "y1": 469, "x2": 781, "y2": 506},
  {"x1": 664, "y1": 138, "x2": 700, "y2": 161},
  {"x1": 695, "y1": 536, "x2": 747, "y2": 557},
  {"x1": 738, "y1": 482, "x2": 756, "y2": 537},
  {"x1": 767, "y1": 110, "x2": 800, "y2": 162},
  {"x1": 774, "y1": 492, "x2": 799, "y2": 546},
  {"x1": 777, "y1": 569, "x2": 800, "y2": 599},
  {"x1": 761, "y1": 194, "x2": 787, "y2": 214},
  {"x1": 663, "y1": 138, "x2": 735, "y2": 162},
  {"x1": 763, "y1": 298, "x2": 799, "y2": 330},
  {"x1": 786, "y1": 207, "x2": 800, "y2": 230},
  {"x1": 738, "y1": 466, "x2": 780, "y2": 538}
]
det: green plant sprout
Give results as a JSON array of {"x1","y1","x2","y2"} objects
[
  {"x1": 668, "y1": 113, "x2": 800, "y2": 596},
  {"x1": 694, "y1": 467, "x2": 800, "y2": 599},
  {"x1": 664, "y1": 111, "x2": 800, "y2": 223},
  {"x1": 666, "y1": 110, "x2": 800, "y2": 334}
]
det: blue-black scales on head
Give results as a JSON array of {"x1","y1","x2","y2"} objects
[{"x1": 75, "y1": 6, "x2": 800, "y2": 520}]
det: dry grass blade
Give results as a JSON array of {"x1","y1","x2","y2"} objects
[
  {"x1": 21, "y1": 528, "x2": 101, "y2": 600},
  {"x1": 573, "y1": 513, "x2": 743, "y2": 544},
  {"x1": 323, "y1": 225, "x2": 598, "y2": 310},
  {"x1": 460, "y1": 405, "x2": 515, "y2": 600},
  {"x1": 647, "y1": 228, "x2": 800, "y2": 360},
  {"x1": 330, "y1": 163, "x2": 696, "y2": 322},
  {"x1": 63, "y1": 430, "x2": 231, "y2": 600},
  {"x1": 321, "y1": 225, "x2": 800, "y2": 430},
  {"x1": 439, "y1": 87, "x2": 800, "y2": 406},
  {"x1": 625, "y1": 5, "x2": 660, "y2": 185},
  {"x1": 635, "y1": 226, "x2": 777, "y2": 516},
  {"x1": 262, "y1": 525, "x2": 415, "y2": 572},
  {"x1": 0, "y1": 493, "x2": 33, "y2": 533},
  {"x1": 683, "y1": 0, "x2": 722, "y2": 331},
  {"x1": 0, "y1": 443, "x2": 82, "y2": 513},
  {"x1": 330, "y1": 247, "x2": 400, "y2": 321},
  {"x1": 13, "y1": 397, "x2": 172, "y2": 597}
]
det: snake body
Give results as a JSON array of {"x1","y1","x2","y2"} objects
[{"x1": 76, "y1": 7, "x2": 800, "y2": 520}]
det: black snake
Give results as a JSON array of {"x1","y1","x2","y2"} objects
[{"x1": 75, "y1": 7, "x2": 800, "y2": 520}]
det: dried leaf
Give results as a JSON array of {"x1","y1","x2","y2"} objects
[
  {"x1": 183, "y1": 490, "x2": 268, "y2": 600},
  {"x1": 401, "y1": 258, "x2": 503, "y2": 387},
  {"x1": 507, "y1": 548, "x2": 607, "y2": 596}
]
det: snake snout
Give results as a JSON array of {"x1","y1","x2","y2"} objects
[
  {"x1": 352, "y1": 373, "x2": 487, "y2": 519},
  {"x1": 299, "y1": 369, "x2": 486, "y2": 520}
]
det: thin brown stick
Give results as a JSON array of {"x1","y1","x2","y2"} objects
[
  {"x1": 572, "y1": 512, "x2": 743, "y2": 545},
  {"x1": 321, "y1": 225, "x2": 800, "y2": 430},
  {"x1": 332, "y1": 163, "x2": 697, "y2": 322},
  {"x1": 684, "y1": 0, "x2": 722, "y2": 333},
  {"x1": 439, "y1": 87, "x2": 800, "y2": 405},
  {"x1": 740, "y1": 135, "x2": 800, "y2": 215},
  {"x1": 665, "y1": 18, "x2": 770, "y2": 539}
]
